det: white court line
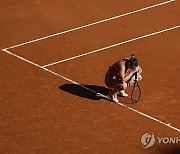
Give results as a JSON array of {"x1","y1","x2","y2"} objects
[
  {"x1": 2, "y1": 48, "x2": 180, "y2": 132},
  {"x1": 4, "y1": 0, "x2": 175, "y2": 50},
  {"x1": 42, "y1": 25, "x2": 180, "y2": 68},
  {"x1": 2, "y1": 49, "x2": 96, "y2": 94}
]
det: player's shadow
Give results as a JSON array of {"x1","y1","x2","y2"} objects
[{"x1": 59, "y1": 84, "x2": 110, "y2": 100}]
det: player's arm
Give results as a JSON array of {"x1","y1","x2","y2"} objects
[
  {"x1": 119, "y1": 63, "x2": 137, "y2": 82},
  {"x1": 137, "y1": 65, "x2": 142, "y2": 75}
]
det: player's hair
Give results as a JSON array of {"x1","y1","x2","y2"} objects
[{"x1": 129, "y1": 54, "x2": 138, "y2": 67}]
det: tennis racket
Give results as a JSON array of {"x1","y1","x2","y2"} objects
[{"x1": 131, "y1": 72, "x2": 141, "y2": 103}]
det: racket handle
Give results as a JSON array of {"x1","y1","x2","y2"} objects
[{"x1": 134, "y1": 72, "x2": 138, "y2": 81}]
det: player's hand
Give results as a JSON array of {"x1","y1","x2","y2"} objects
[{"x1": 133, "y1": 67, "x2": 138, "y2": 73}]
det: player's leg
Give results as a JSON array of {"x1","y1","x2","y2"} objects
[
  {"x1": 138, "y1": 74, "x2": 142, "y2": 81},
  {"x1": 104, "y1": 73, "x2": 113, "y2": 88},
  {"x1": 105, "y1": 75, "x2": 122, "y2": 102},
  {"x1": 117, "y1": 74, "x2": 142, "y2": 97},
  {"x1": 117, "y1": 82, "x2": 128, "y2": 97},
  {"x1": 109, "y1": 80, "x2": 126, "y2": 102}
]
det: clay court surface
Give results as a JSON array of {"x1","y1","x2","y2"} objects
[{"x1": 0, "y1": 0, "x2": 180, "y2": 153}]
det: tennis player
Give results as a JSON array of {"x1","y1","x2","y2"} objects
[{"x1": 105, "y1": 54, "x2": 142, "y2": 103}]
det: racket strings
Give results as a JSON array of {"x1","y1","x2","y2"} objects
[{"x1": 131, "y1": 81, "x2": 141, "y2": 103}]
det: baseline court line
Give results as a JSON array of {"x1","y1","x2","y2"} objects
[
  {"x1": 42, "y1": 25, "x2": 180, "y2": 68},
  {"x1": 2, "y1": 49, "x2": 97, "y2": 93},
  {"x1": 4, "y1": 0, "x2": 175, "y2": 50},
  {"x1": 2, "y1": 48, "x2": 180, "y2": 132}
]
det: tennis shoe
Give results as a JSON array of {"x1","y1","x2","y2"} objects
[
  {"x1": 119, "y1": 90, "x2": 128, "y2": 97},
  {"x1": 111, "y1": 93, "x2": 119, "y2": 103}
]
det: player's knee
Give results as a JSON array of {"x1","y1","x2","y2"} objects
[
  {"x1": 128, "y1": 80, "x2": 134, "y2": 86},
  {"x1": 138, "y1": 75, "x2": 142, "y2": 81},
  {"x1": 119, "y1": 82, "x2": 127, "y2": 90}
]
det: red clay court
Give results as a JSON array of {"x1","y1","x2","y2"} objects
[{"x1": 0, "y1": 0, "x2": 180, "y2": 153}]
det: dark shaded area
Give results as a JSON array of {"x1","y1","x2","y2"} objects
[
  {"x1": 59, "y1": 84, "x2": 110, "y2": 101},
  {"x1": 158, "y1": 146, "x2": 180, "y2": 154}
]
